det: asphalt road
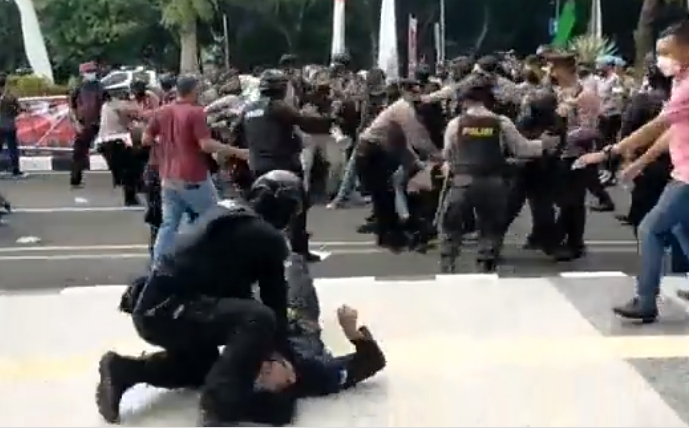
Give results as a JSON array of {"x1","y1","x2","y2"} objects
[
  {"x1": 2, "y1": 172, "x2": 689, "y2": 426},
  {"x1": 0, "y1": 172, "x2": 644, "y2": 291}
]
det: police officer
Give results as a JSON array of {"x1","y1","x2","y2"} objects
[
  {"x1": 439, "y1": 76, "x2": 559, "y2": 273},
  {"x1": 233, "y1": 69, "x2": 332, "y2": 261},
  {"x1": 505, "y1": 88, "x2": 564, "y2": 251},
  {"x1": 96, "y1": 170, "x2": 303, "y2": 426}
]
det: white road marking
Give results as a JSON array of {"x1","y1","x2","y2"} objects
[
  {"x1": 0, "y1": 248, "x2": 382, "y2": 261},
  {"x1": 559, "y1": 271, "x2": 628, "y2": 278},
  {"x1": 73, "y1": 197, "x2": 88, "y2": 204}
]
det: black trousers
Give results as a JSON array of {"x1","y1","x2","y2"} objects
[
  {"x1": 99, "y1": 140, "x2": 147, "y2": 203},
  {"x1": 71, "y1": 124, "x2": 99, "y2": 186},
  {"x1": 504, "y1": 161, "x2": 557, "y2": 244},
  {"x1": 0, "y1": 127, "x2": 20, "y2": 175},
  {"x1": 132, "y1": 277, "x2": 276, "y2": 421},
  {"x1": 552, "y1": 159, "x2": 588, "y2": 249},
  {"x1": 438, "y1": 177, "x2": 509, "y2": 265},
  {"x1": 355, "y1": 144, "x2": 399, "y2": 242}
]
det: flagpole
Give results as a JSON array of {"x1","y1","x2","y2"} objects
[{"x1": 439, "y1": 0, "x2": 446, "y2": 63}]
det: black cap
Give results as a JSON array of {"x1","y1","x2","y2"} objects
[
  {"x1": 176, "y1": 74, "x2": 199, "y2": 97},
  {"x1": 279, "y1": 54, "x2": 298, "y2": 67},
  {"x1": 460, "y1": 75, "x2": 494, "y2": 102},
  {"x1": 476, "y1": 55, "x2": 500, "y2": 74}
]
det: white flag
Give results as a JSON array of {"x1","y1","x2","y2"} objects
[
  {"x1": 13, "y1": 0, "x2": 54, "y2": 82},
  {"x1": 377, "y1": 0, "x2": 399, "y2": 81},
  {"x1": 408, "y1": 15, "x2": 418, "y2": 77},
  {"x1": 588, "y1": 0, "x2": 602, "y2": 39},
  {"x1": 330, "y1": 0, "x2": 346, "y2": 60}
]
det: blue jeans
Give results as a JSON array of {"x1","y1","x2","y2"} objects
[
  {"x1": 637, "y1": 180, "x2": 689, "y2": 309},
  {"x1": 332, "y1": 150, "x2": 360, "y2": 202},
  {"x1": 152, "y1": 176, "x2": 218, "y2": 265},
  {"x1": 391, "y1": 167, "x2": 409, "y2": 219}
]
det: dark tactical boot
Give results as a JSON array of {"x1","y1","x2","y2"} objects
[
  {"x1": 440, "y1": 256, "x2": 456, "y2": 274},
  {"x1": 95, "y1": 351, "x2": 142, "y2": 423},
  {"x1": 478, "y1": 258, "x2": 497, "y2": 273},
  {"x1": 612, "y1": 297, "x2": 658, "y2": 324}
]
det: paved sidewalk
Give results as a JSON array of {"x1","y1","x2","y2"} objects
[{"x1": 2, "y1": 274, "x2": 689, "y2": 427}]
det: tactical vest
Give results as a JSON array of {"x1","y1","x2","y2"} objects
[
  {"x1": 448, "y1": 115, "x2": 505, "y2": 176},
  {"x1": 242, "y1": 98, "x2": 302, "y2": 173},
  {"x1": 132, "y1": 200, "x2": 259, "y2": 316}
]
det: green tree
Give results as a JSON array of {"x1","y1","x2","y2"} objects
[
  {"x1": 0, "y1": 0, "x2": 26, "y2": 72},
  {"x1": 159, "y1": 0, "x2": 217, "y2": 73},
  {"x1": 35, "y1": 0, "x2": 166, "y2": 79}
]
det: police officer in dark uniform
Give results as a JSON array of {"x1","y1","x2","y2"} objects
[
  {"x1": 505, "y1": 88, "x2": 564, "y2": 251},
  {"x1": 233, "y1": 70, "x2": 332, "y2": 261},
  {"x1": 96, "y1": 170, "x2": 303, "y2": 426},
  {"x1": 439, "y1": 76, "x2": 558, "y2": 273}
]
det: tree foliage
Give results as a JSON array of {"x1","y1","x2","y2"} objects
[{"x1": 0, "y1": 0, "x2": 662, "y2": 80}]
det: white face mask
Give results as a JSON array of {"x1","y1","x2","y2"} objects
[
  {"x1": 82, "y1": 72, "x2": 97, "y2": 81},
  {"x1": 656, "y1": 56, "x2": 680, "y2": 77}
]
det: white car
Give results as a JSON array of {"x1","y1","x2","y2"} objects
[{"x1": 100, "y1": 67, "x2": 160, "y2": 91}]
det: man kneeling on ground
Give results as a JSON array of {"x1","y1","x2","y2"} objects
[{"x1": 96, "y1": 252, "x2": 385, "y2": 426}]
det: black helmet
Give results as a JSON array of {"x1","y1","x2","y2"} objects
[
  {"x1": 331, "y1": 52, "x2": 351, "y2": 67},
  {"x1": 258, "y1": 69, "x2": 288, "y2": 97},
  {"x1": 159, "y1": 74, "x2": 176, "y2": 92},
  {"x1": 248, "y1": 170, "x2": 303, "y2": 231},
  {"x1": 130, "y1": 78, "x2": 148, "y2": 95}
]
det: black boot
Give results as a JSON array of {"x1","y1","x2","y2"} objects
[
  {"x1": 95, "y1": 351, "x2": 141, "y2": 423},
  {"x1": 478, "y1": 258, "x2": 497, "y2": 273},
  {"x1": 612, "y1": 297, "x2": 658, "y2": 323},
  {"x1": 440, "y1": 256, "x2": 456, "y2": 274}
]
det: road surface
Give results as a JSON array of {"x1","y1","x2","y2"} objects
[{"x1": 1, "y1": 172, "x2": 688, "y2": 427}]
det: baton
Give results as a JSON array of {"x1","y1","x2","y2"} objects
[{"x1": 433, "y1": 172, "x2": 451, "y2": 228}]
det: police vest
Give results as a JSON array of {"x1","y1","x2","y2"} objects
[
  {"x1": 242, "y1": 98, "x2": 301, "y2": 173},
  {"x1": 448, "y1": 115, "x2": 505, "y2": 176}
]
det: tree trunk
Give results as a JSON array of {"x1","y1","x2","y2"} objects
[
  {"x1": 179, "y1": 20, "x2": 199, "y2": 74},
  {"x1": 635, "y1": 0, "x2": 661, "y2": 76}
]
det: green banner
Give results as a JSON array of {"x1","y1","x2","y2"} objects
[{"x1": 552, "y1": 0, "x2": 577, "y2": 48}]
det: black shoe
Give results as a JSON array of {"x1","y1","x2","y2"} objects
[
  {"x1": 589, "y1": 201, "x2": 615, "y2": 212},
  {"x1": 478, "y1": 259, "x2": 497, "y2": 273},
  {"x1": 378, "y1": 233, "x2": 406, "y2": 253},
  {"x1": 95, "y1": 351, "x2": 136, "y2": 424},
  {"x1": 615, "y1": 214, "x2": 632, "y2": 225},
  {"x1": 1, "y1": 201, "x2": 10, "y2": 213},
  {"x1": 305, "y1": 251, "x2": 322, "y2": 263},
  {"x1": 612, "y1": 297, "x2": 658, "y2": 323},
  {"x1": 356, "y1": 222, "x2": 376, "y2": 234},
  {"x1": 552, "y1": 245, "x2": 586, "y2": 262},
  {"x1": 440, "y1": 257, "x2": 456, "y2": 274}
]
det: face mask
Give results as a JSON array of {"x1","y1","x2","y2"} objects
[
  {"x1": 82, "y1": 72, "x2": 97, "y2": 81},
  {"x1": 656, "y1": 56, "x2": 680, "y2": 77}
]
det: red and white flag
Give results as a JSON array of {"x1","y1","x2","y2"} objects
[{"x1": 408, "y1": 15, "x2": 418, "y2": 77}]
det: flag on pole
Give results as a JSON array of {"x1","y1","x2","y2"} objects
[
  {"x1": 408, "y1": 15, "x2": 418, "y2": 77},
  {"x1": 433, "y1": 22, "x2": 441, "y2": 65},
  {"x1": 330, "y1": 0, "x2": 346, "y2": 60},
  {"x1": 377, "y1": 0, "x2": 399, "y2": 81},
  {"x1": 588, "y1": 0, "x2": 602, "y2": 38},
  {"x1": 14, "y1": 0, "x2": 54, "y2": 82},
  {"x1": 551, "y1": 0, "x2": 577, "y2": 48}
]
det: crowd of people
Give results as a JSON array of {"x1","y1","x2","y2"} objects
[{"x1": 4, "y1": 18, "x2": 689, "y2": 426}]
